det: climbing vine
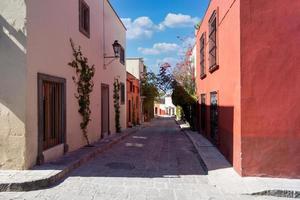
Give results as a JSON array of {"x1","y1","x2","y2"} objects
[
  {"x1": 68, "y1": 39, "x2": 95, "y2": 146},
  {"x1": 113, "y1": 79, "x2": 121, "y2": 133}
]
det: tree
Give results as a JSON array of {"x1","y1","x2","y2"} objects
[{"x1": 141, "y1": 67, "x2": 160, "y2": 121}]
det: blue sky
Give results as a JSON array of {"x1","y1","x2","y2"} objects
[{"x1": 110, "y1": 0, "x2": 210, "y2": 73}]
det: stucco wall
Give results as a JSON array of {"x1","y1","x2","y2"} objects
[
  {"x1": 22, "y1": 0, "x2": 126, "y2": 169},
  {"x1": 103, "y1": 0, "x2": 127, "y2": 133},
  {"x1": 196, "y1": 0, "x2": 242, "y2": 173},
  {"x1": 0, "y1": 0, "x2": 27, "y2": 169},
  {"x1": 126, "y1": 58, "x2": 143, "y2": 80},
  {"x1": 240, "y1": 0, "x2": 300, "y2": 178}
]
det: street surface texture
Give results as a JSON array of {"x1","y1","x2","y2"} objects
[{"x1": 0, "y1": 118, "x2": 293, "y2": 200}]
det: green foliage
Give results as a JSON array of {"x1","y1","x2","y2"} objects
[
  {"x1": 68, "y1": 39, "x2": 95, "y2": 146},
  {"x1": 113, "y1": 79, "x2": 121, "y2": 133},
  {"x1": 141, "y1": 67, "x2": 160, "y2": 121},
  {"x1": 172, "y1": 81, "x2": 197, "y2": 130}
]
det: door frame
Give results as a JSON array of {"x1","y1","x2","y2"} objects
[
  {"x1": 101, "y1": 83, "x2": 110, "y2": 138},
  {"x1": 37, "y1": 73, "x2": 67, "y2": 165}
]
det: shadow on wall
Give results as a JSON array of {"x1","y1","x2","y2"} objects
[
  {"x1": 199, "y1": 105, "x2": 235, "y2": 166},
  {"x1": 0, "y1": 15, "x2": 26, "y2": 123}
]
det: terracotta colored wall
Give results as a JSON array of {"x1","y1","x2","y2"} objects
[
  {"x1": 126, "y1": 73, "x2": 140, "y2": 127},
  {"x1": 196, "y1": 0, "x2": 242, "y2": 174},
  {"x1": 240, "y1": 0, "x2": 300, "y2": 178}
]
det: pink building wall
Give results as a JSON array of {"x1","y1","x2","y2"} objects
[
  {"x1": 17, "y1": 0, "x2": 126, "y2": 169},
  {"x1": 196, "y1": 0, "x2": 300, "y2": 177},
  {"x1": 196, "y1": 0, "x2": 242, "y2": 174}
]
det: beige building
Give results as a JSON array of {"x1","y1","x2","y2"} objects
[{"x1": 0, "y1": 0, "x2": 126, "y2": 169}]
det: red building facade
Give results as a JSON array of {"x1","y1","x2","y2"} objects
[
  {"x1": 196, "y1": 0, "x2": 300, "y2": 178},
  {"x1": 126, "y1": 72, "x2": 140, "y2": 127}
]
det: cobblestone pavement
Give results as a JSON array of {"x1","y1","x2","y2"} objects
[{"x1": 0, "y1": 118, "x2": 292, "y2": 200}]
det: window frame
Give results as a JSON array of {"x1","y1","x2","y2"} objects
[
  {"x1": 208, "y1": 10, "x2": 219, "y2": 73},
  {"x1": 200, "y1": 33, "x2": 206, "y2": 79},
  {"x1": 120, "y1": 82, "x2": 125, "y2": 105},
  {"x1": 120, "y1": 46, "x2": 125, "y2": 65},
  {"x1": 79, "y1": 0, "x2": 90, "y2": 38}
]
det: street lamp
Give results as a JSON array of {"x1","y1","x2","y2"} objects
[{"x1": 104, "y1": 40, "x2": 121, "y2": 67}]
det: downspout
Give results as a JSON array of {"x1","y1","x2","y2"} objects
[{"x1": 103, "y1": 0, "x2": 106, "y2": 69}]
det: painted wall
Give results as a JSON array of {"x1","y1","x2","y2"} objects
[
  {"x1": 240, "y1": 0, "x2": 300, "y2": 178},
  {"x1": 196, "y1": 0, "x2": 242, "y2": 173},
  {"x1": 103, "y1": 0, "x2": 127, "y2": 134},
  {"x1": 126, "y1": 72, "x2": 140, "y2": 126},
  {"x1": 126, "y1": 58, "x2": 143, "y2": 80},
  {"x1": 0, "y1": 0, "x2": 27, "y2": 169},
  {"x1": 0, "y1": 0, "x2": 126, "y2": 169}
]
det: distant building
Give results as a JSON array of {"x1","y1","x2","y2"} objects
[
  {"x1": 154, "y1": 96, "x2": 176, "y2": 117},
  {"x1": 195, "y1": 0, "x2": 300, "y2": 178},
  {"x1": 126, "y1": 58, "x2": 144, "y2": 126}
]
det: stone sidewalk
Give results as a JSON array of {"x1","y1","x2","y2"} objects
[
  {"x1": 0, "y1": 126, "x2": 143, "y2": 192},
  {"x1": 179, "y1": 122, "x2": 300, "y2": 198}
]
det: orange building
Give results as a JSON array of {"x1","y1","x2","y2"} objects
[
  {"x1": 195, "y1": 0, "x2": 300, "y2": 178},
  {"x1": 126, "y1": 72, "x2": 140, "y2": 127}
]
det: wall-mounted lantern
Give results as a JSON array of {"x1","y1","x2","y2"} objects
[{"x1": 104, "y1": 40, "x2": 121, "y2": 67}]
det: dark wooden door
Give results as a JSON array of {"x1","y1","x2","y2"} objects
[{"x1": 101, "y1": 84, "x2": 110, "y2": 138}]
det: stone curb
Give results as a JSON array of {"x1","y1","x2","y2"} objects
[
  {"x1": 0, "y1": 127, "x2": 141, "y2": 192},
  {"x1": 176, "y1": 122, "x2": 300, "y2": 199}
]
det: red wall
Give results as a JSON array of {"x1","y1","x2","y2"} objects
[
  {"x1": 196, "y1": 0, "x2": 242, "y2": 174},
  {"x1": 240, "y1": 0, "x2": 300, "y2": 178},
  {"x1": 126, "y1": 73, "x2": 140, "y2": 127}
]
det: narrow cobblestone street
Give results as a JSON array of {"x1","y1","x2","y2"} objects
[{"x1": 0, "y1": 118, "x2": 291, "y2": 200}]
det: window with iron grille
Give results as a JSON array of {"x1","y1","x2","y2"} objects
[
  {"x1": 79, "y1": 0, "x2": 90, "y2": 38},
  {"x1": 209, "y1": 11, "x2": 218, "y2": 72},
  {"x1": 120, "y1": 47, "x2": 125, "y2": 65},
  {"x1": 200, "y1": 33, "x2": 206, "y2": 79},
  {"x1": 120, "y1": 82, "x2": 125, "y2": 104}
]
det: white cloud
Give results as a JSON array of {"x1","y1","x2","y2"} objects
[
  {"x1": 122, "y1": 14, "x2": 200, "y2": 40},
  {"x1": 159, "y1": 13, "x2": 200, "y2": 30},
  {"x1": 138, "y1": 43, "x2": 180, "y2": 55},
  {"x1": 121, "y1": 17, "x2": 157, "y2": 40}
]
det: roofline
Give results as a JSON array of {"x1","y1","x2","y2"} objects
[
  {"x1": 106, "y1": 0, "x2": 127, "y2": 31},
  {"x1": 196, "y1": 0, "x2": 213, "y2": 36},
  {"x1": 126, "y1": 57, "x2": 144, "y2": 60}
]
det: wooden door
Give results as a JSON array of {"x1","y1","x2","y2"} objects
[{"x1": 101, "y1": 84, "x2": 110, "y2": 138}]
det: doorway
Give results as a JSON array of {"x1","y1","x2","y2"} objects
[
  {"x1": 210, "y1": 91, "x2": 218, "y2": 144},
  {"x1": 101, "y1": 84, "x2": 110, "y2": 138},
  {"x1": 37, "y1": 73, "x2": 66, "y2": 165}
]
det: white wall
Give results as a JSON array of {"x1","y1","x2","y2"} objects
[
  {"x1": 126, "y1": 58, "x2": 143, "y2": 80},
  {"x1": 0, "y1": 0, "x2": 27, "y2": 169}
]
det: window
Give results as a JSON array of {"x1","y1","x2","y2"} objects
[
  {"x1": 79, "y1": 0, "x2": 90, "y2": 38},
  {"x1": 120, "y1": 82, "x2": 125, "y2": 104},
  {"x1": 200, "y1": 33, "x2": 206, "y2": 79},
  {"x1": 130, "y1": 82, "x2": 133, "y2": 92},
  {"x1": 38, "y1": 74, "x2": 66, "y2": 152},
  {"x1": 120, "y1": 47, "x2": 125, "y2": 65},
  {"x1": 208, "y1": 11, "x2": 218, "y2": 72},
  {"x1": 200, "y1": 94, "x2": 206, "y2": 131},
  {"x1": 210, "y1": 91, "x2": 218, "y2": 144}
]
